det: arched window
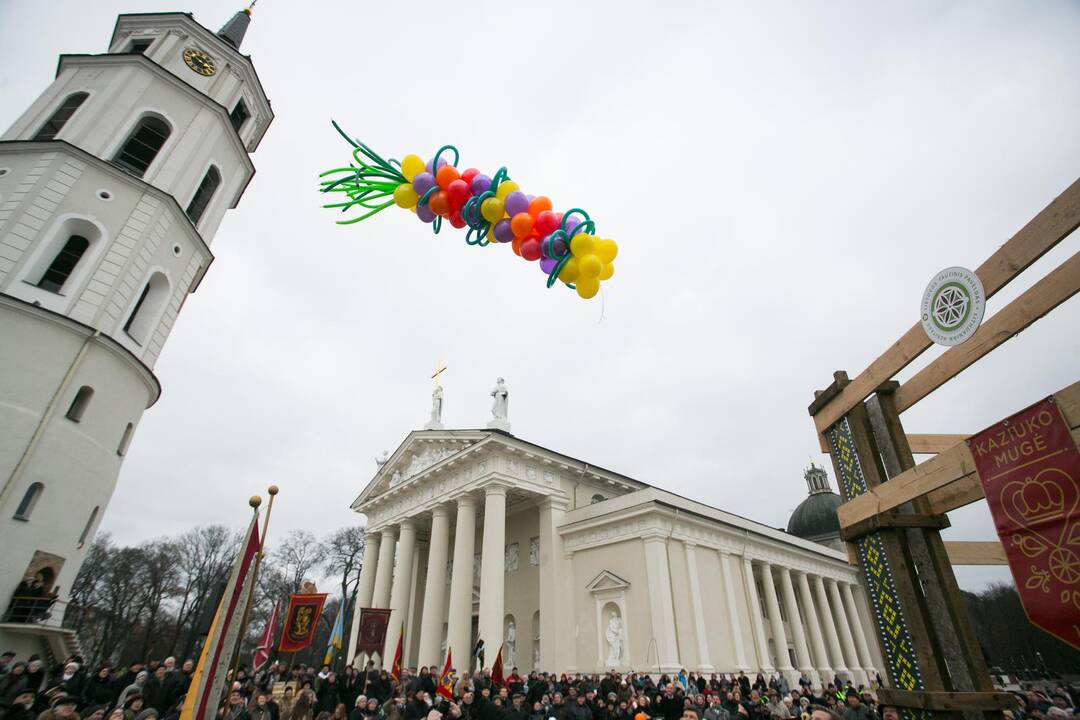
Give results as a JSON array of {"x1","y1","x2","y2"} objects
[
  {"x1": 229, "y1": 98, "x2": 250, "y2": 132},
  {"x1": 117, "y1": 422, "x2": 134, "y2": 456},
  {"x1": 591, "y1": 493, "x2": 606, "y2": 504},
  {"x1": 36, "y1": 234, "x2": 90, "y2": 293},
  {"x1": 123, "y1": 271, "x2": 170, "y2": 344},
  {"x1": 113, "y1": 115, "x2": 171, "y2": 177},
  {"x1": 77, "y1": 506, "x2": 100, "y2": 548},
  {"x1": 14, "y1": 482, "x2": 44, "y2": 520},
  {"x1": 33, "y1": 92, "x2": 89, "y2": 141},
  {"x1": 66, "y1": 385, "x2": 94, "y2": 422},
  {"x1": 186, "y1": 166, "x2": 221, "y2": 225}
]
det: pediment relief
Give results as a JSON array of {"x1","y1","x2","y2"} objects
[{"x1": 587, "y1": 570, "x2": 631, "y2": 593}]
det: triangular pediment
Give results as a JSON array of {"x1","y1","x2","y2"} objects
[{"x1": 587, "y1": 570, "x2": 631, "y2": 593}]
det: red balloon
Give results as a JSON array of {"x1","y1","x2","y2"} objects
[
  {"x1": 528, "y1": 195, "x2": 552, "y2": 218},
  {"x1": 428, "y1": 190, "x2": 451, "y2": 216},
  {"x1": 535, "y1": 210, "x2": 559, "y2": 235},
  {"x1": 461, "y1": 167, "x2": 479, "y2": 184},
  {"x1": 447, "y1": 179, "x2": 471, "y2": 209},
  {"x1": 521, "y1": 237, "x2": 542, "y2": 261},
  {"x1": 436, "y1": 165, "x2": 460, "y2": 190},
  {"x1": 448, "y1": 209, "x2": 466, "y2": 228}
]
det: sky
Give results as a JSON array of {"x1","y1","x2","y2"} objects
[{"x1": 1, "y1": 1, "x2": 1078, "y2": 592}]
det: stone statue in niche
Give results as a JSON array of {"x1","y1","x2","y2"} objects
[
  {"x1": 529, "y1": 537, "x2": 540, "y2": 566},
  {"x1": 491, "y1": 378, "x2": 509, "y2": 420},
  {"x1": 505, "y1": 542, "x2": 519, "y2": 572},
  {"x1": 605, "y1": 609, "x2": 624, "y2": 666},
  {"x1": 505, "y1": 620, "x2": 516, "y2": 666},
  {"x1": 533, "y1": 628, "x2": 541, "y2": 667}
]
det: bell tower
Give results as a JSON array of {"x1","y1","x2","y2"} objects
[{"x1": 0, "y1": 7, "x2": 273, "y2": 659}]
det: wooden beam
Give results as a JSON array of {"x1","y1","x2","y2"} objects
[
  {"x1": 895, "y1": 250, "x2": 1080, "y2": 414},
  {"x1": 841, "y1": 511, "x2": 950, "y2": 542},
  {"x1": 810, "y1": 176, "x2": 1080, "y2": 438},
  {"x1": 945, "y1": 541, "x2": 1008, "y2": 565},
  {"x1": 908, "y1": 434, "x2": 968, "y2": 454},
  {"x1": 876, "y1": 688, "x2": 1018, "y2": 712},
  {"x1": 838, "y1": 380, "x2": 1080, "y2": 529}
]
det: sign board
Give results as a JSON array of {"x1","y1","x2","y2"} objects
[
  {"x1": 920, "y1": 266, "x2": 985, "y2": 346},
  {"x1": 969, "y1": 396, "x2": 1080, "y2": 648}
]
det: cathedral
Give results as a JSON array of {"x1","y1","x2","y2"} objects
[{"x1": 346, "y1": 388, "x2": 885, "y2": 689}]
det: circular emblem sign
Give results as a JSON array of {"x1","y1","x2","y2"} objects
[{"x1": 920, "y1": 266, "x2": 985, "y2": 346}]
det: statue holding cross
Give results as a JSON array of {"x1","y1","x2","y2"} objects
[{"x1": 425, "y1": 362, "x2": 447, "y2": 430}]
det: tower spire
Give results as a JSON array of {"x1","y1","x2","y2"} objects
[{"x1": 218, "y1": 2, "x2": 255, "y2": 49}]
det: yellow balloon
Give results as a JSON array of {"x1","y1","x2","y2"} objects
[
  {"x1": 559, "y1": 258, "x2": 580, "y2": 283},
  {"x1": 595, "y1": 238, "x2": 618, "y2": 263},
  {"x1": 495, "y1": 181, "x2": 519, "y2": 201},
  {"x1": 393, "y1": 183, "x2": 419, "y2": 209},
  {"x1": 576, "y1": 277, "x2": 600, "y2": 299},
  {"x1": 481, "y1": 197, "x2": 505, "y2": 223},
  {"x1": 579, "y1": 254, "x2": 602, "y2": 278},
  {"x1": 599, "y1": 262, "x2": 614, "y2": 280},
  {"x1": 401, "y1": 154, "x2": 425, "y2": 182},
  {"x1": 570, "y1": 233, "x2": 594, "y2": 257}
]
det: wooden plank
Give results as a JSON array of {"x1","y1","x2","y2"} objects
[
  {"x1": 838, "y1": 380, "x2": 1080, "y2": 529},
  {"x1": 944, "y1": 541, "x2": 1008, "y2": 565},
  {"x1": 876, "y1": 688, "x2": 1018, "y2": 712},
  {"x1": 895, "y1": 250, "x2": 1080, "y2": 413},
  {"x1": 841, "y1": 511, "x2": 950, "y2": 541},
  {"x1": 908, "y1": 434, "x2": 969, "y2": 454},
  {"x1": 926, "y1": 475, "x2": 985, "y2": 514},
  {"x1": 810, "y1": 176, "x2": 1080, "y2": 437}
]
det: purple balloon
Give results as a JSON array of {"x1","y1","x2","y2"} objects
[
  {"x1": 540, "y1": 257, "x2": 558, "y2": 274},
  {"x1": 540, "y1": 234, "x2": 553, "y2": 259},
  {"x1": 470, "y1": 175, "x2": 492, "y2": 196},
  {"x1": 564, "y1": 216, "x2": 581, "y2": 235},
  {"x1": 504, "y1": 191, "x2": 529, "y2": 216},
  {"x1": 492, "y1": 218, "x2": 514, "y2": 243},
  {"x1": 413, "y1": 172, "x2": 436, "y2": 195},
  {"x1": 416, "y1": 203, "x2": 436, "y2": 223},
  {"x1": 425, "y1": 156, "x2": 448, "y2": 174},
  {"x1": 552, "y1": 236, "x2": 568, "y2": 257}
]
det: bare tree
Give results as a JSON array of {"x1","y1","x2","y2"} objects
[{"x1": 171, "y1": 525, "x2": 239, "y2": 659}]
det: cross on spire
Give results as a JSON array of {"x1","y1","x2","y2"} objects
[{"x1": 431, "y1": 361, "x2": 447, "y2": 385}]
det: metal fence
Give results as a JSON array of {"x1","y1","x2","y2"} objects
[{"x1": 2, "y1": 596, "x2": 68, "y2": 628}]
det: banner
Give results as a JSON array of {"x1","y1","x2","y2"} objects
[
  {"x1": 278, "y1": 593, "x2": 328, "y2": 653},
  {"x1": 490, "y1": 644, "x2": 504, "y2": 688},
  {"x1": 253, "y1": 598, "x2": 281, "y2": 673},
  {"x1": 354, "y1": 608, "x2": 392, "y2": 657},
  {"x1": 181, "y1": 514, "x2": 261, "y2": 720},
  {"x1": 436, "y1": 649, "x2": 454, "y2": 700},
  {"x1": 323, "y1": 597, "x2": 345, "y2": 665},
  {"x1": 390, "y1": 623, "x2": 403, "y2": 681},
  {"x1": 970, "y1": 395, "x2": 1080, "y2": 649}
]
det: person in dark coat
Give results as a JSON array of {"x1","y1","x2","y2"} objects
[
  {"x1": 4, "y1": 689, "x2": 38, "y2": 720},
  {"x1": 316, "y1": 674, "x2": 341, "y2": 715}
]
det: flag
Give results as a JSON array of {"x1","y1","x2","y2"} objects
[
  {"x1": 490, "y1": 644, "x2": 505, "y2": 688},
  {"x1": 353, "y1": 608, "x2": 392, "y2": 658},
  {"x1": 472, "y1": 638, "x2": 485, "y2": 670},
  {"x1": 181, "y1": 513, "x2": 261, "y2": 720},
  {"x1": 390, "y1": 623, "x2": 404, "y2": 681},
  {"x1": 323, "y1": 596, "x2": 345, "y2": 665},
  {"x1": 253, "y1": 597, "x2": 281, "y2": 673},
  {"x1": 677, "y1": 670, "x2": 688, "y2": 691},
  {"x1": 279, "y1": 593, "x2": 328, "y2": 652},
  {"x1": 436, "y1": 649, "x2": 454, "y2": 700}
]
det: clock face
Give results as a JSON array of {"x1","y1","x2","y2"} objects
[{"x1": 183, "y1": 47, "x2": 216, "y2": 76}]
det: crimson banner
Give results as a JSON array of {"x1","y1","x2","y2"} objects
[
  {"x1": 278, "y1": 593, "x2": 327, "y2": 653},
  {"x1": 969, "y1": 396, "x2": 1080, "y2": 649},
  {"x1": 354, "y1": 608, "x2": 391, "y2": 656}
]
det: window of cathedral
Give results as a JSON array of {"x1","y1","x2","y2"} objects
[
  {"x1": 113, "y1": 114, "x2": 171, "y2": 178},
  {"x1": 97, "y1": 189, "x2": 113, "y2": 201},
  {"x1": 127, "y1": 38, "x2": 153, "y2": 55},
  {"x1": 77, "y1": 506, "x2": 100, "y2": 548},
  {"x1": 66, "y1": 386, "x2": 94, "y2": 423},
  {"x1": 0, "y1": 168, "x2": 9, "y2": 177},
  {"x1": 591, "y1": 493, "x2": 606, "y2": 504},
  {"x1": 117, "y1": 422, "x2": 134, "y2": 456},
  {"x1": 123, "y1": 271, "x2": 170, "y2": 345},
  {"x1": 32, "y1": 92, "x2": 89, "y2": 142},
  {"x1": 13, "y1": 483, "x2": 44, "y2": 521},
  {"x1": 35, "y1": 234, "x2": 90, "y2": 294},
  {"x1": 230, "y1": 98, "x2": 250, "y2": 132},
  {"x1": 186, "y1": 165, "x2": 221, "y2": 225}
]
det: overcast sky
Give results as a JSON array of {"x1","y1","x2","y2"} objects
[{"x1": 2, "y1": 1, "x2": 1078, "y2": 592}]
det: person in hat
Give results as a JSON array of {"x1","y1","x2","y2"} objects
[
  {"x1": 839, "y1": 691, "x2": 873, "y2": 720},
  {"x1": 39, "y1": 693, "x2": 81, "y2": 720},
  {"x1": 5, "y1": 689, "x2": 38, "y2": 720}
]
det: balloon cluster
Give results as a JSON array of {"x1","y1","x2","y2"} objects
[{"x1": 319, "y1": 122, "x2": 617, "y2": 300}]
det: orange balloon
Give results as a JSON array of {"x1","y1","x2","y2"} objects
[
  {"x1": 511, "y1": 237, "x2": 523, "y2": 256},
  {"x1": 510, "y1": 212, "x2": 535, "y2": 238},
  {"x1": 428, "y1": 190, "x2": 451, "y2": 216},
  {"x1": 528, "y1": 196, "x2": 552, "y2": 218},
  {"x1": 436, "y1": 165, "x2": 460, "y2": 190}
]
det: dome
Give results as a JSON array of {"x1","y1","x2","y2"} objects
[{"x1": 787, "y1": 491, "x2": 843, "y2": 541}]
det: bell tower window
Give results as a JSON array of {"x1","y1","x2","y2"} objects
[
  {"x1": 127, "y1": 38, "x2": 153, "y2": 54},
  {"x1": 33, "y1": 92, "x2": 88, "y2": 141},
  {"x1": 14, "y1": 483, "x2": 44, "y2": 521},
  {"x1": 113, "y1": 114, "x2": 171, "y2": 178},
  {"x1": 66, "y1": 386, "x2": 94, "y2": 422},
  {"x1": 36, "y1": 234, "x2": 90, "y2": 294},
  {"x1": 186, "y1": 166, "x2": 221, "y2": 225},
  {"x1": 123, "y1": 271, "x2": 170, "y2": 345},
  {"x1": 229, "y1": 98, "x2": 250, "y2": 132}
]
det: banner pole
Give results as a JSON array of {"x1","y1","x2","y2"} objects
[{"x1": 232, "y1": 485, "x2": 279, "y2": 677}]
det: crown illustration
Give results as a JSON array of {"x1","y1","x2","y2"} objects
[{"x1": 1006, "y1": 477, "x2": 1066, "y2": 525}]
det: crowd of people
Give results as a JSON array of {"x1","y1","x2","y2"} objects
[{"x1": 0, "y1": 651, "x2": 1076, "y2": 720}]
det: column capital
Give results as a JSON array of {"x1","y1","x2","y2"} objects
[
  {"x1": 380, "y1": 526, "x2": 399, "y2": 540},
  {"x1": 430, "y1": 504, "x2": 452, "y2": 520},
  {"x1": 454, "y1": 494, "x2": 478, "y2": 509},
  {"x1": 399, "y1": 517, "x2": 416, "y2": 531},
  {"x1": 482, "y1": 482, "x2": 510, "y2": 497},
  {"x1": 538, "y1": 495, "x2": 570, "y2": 511},
  {"x1": 641, "y1": 530, "x2": 669, "y2": 543}
]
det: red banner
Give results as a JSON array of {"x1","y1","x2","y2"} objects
[
  {"x1": 969, "y1": 396, "x2": 1080, "y2": 649},
  {"x1": 354, "y1": 608, "x2": 392, "y2": 657},
  {"x1": 278, "y1": 593, "x2": 327, "y2": 653}
]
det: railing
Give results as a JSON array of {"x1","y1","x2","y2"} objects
[{"x1": 2, "y1": 596, "x2": 68, "y2": 629}]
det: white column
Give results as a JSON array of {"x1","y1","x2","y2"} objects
[
  {"x1": 347, "y1": 531, "x2": 380, "y2": 666},
  {"x1": 403, "y1": 540, "x2": 423, "y2": 666},
  {"x1": 841, "y1": 581, "x2": 876, "y2": 684},
  {"x1": 778, "y1": 567, "x2": 814, "y2": 687},
  {"x1": 796, "y1": 571, "x2": 832, "y2": 685},
  {"x1": 478, "y1": 485, "x2": 507, "y2": 665},
  {"x1": 827, "y1": 578, "x2": 866, "y2": 686},
  {"x1": 813, "y1": 575, "x2": 849, "y2": 679},
  {"x1": 683, "y1": 542, "x2": 715, "y2": 672},
  {"x1": 720, "y1": 552, "x2": 749, "y2": 671},
  {"x1": 538, "y1": 497, "x2": 569, "y2": 671},
  {"x1": 742, "y1": 557, "x2": 773, "y2": 673},
  {"x1": 760, "y1": 562, "x2": 793, "y2": 673},
  {"x1": 371, "y1": 527, "x2": 398, "y2": 608},
  {"x1": 446, "y1": 496, "x2": 477, "y2": 669},
  {"x1": 384, "y1": 518, "x2": 417, "y2": 661},
  {"x1": 418, "y1": 506, "x2": 452, "y2": 667},
  {"x1": 643, "y1": 533, "x2": 680, "y2": 672}
]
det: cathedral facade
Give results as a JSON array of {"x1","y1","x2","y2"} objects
[{"x1": 347, "y1": 427, "x2": 886, "y2": 688}]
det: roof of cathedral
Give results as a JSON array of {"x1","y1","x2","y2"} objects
[
  {"x1": 218, "y1": 6, "x2": 253, "y2": 49},
  {"x1": 786, "y1": 464, "x2": 843, "y2": 541}
]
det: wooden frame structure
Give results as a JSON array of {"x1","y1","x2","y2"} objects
[{"x1": 809, "y1": 176, "x2": 1080, "y2": 720}]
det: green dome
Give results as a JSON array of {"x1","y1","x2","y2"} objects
[{"x1": 787, "y1": 490, "x2": 843, "y2": 541}]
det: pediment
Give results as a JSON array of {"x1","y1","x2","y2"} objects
[
  {"x1": 587, "y1": 570, "x2": 631, "y2": 593},
  {"x1": 352, "y1": 430, "x2": 488, "y2": 509}
]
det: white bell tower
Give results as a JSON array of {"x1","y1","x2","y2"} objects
[{"x1": 0, "y1": 7, "x2": 273, "y2": 659}]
